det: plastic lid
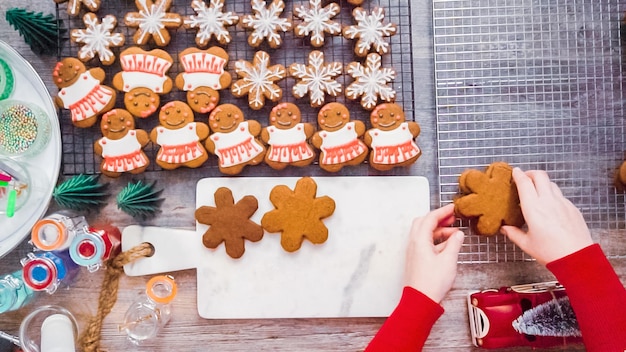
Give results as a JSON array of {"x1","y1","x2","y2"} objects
[
  {"x1": 22, "y1": 256, "x2": 56, "y2": 291},
  {"x1": 69, "y1": 231, "x2": 105, "y2": 267},
  {"x1": 146, "y1": 275, "x2": 177, "y2": 305},
  {"x1": 31, "y1": 218, "x2": 67, "y2": 251}
]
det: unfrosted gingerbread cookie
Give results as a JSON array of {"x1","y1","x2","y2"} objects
[
  {"x1": 454, "y1": 162, "x2": 525, "y2": 236},
  {"x1": 293, "y1": 0, "x2": 341, "y2": 47},
  {"x1": 205, "y1": 103, "x2": 266, "y2": 175},
  {"x1": 241, "y1": 0, "x2": 292, "y2": 49},
  {"x1": 53, "y1": 58, "x2": 116, "y2": 128},
  {"x1": 94, "y1": 109, "x2": 150, "y2": 178},
  {"x1": 615, "y1": 160, "x2": 626, "y2": 191},
  {"x1": 231, "y1": 51, "x2": 286, "y2": 110},
  {"x1": 364, "y1": 103, "x2": 421, "y2": 171},
  {"x1": 311, "y1": 102, "x2": 368, "y2": 172},
  {"x1": 150, "y1": 101, "x2": 210, "y2": 170},
  {"x1": 54, "y1": 0, "x2": 100, "y2": 17},
  {"x1": 289, "y1": 50, "x2": 342, "y2": 108},
  {"x1": 346, "y1": 53, "x2": 396, "y2": 110},
  {"x1": 113, "y1": 47, "x2": 174, "y2": 118},
  {"x1": 195, "y1": 187, "x2": 263, "y2": 259},
  {"x1": 342, "y1": 7, "x2": 397, "y2": 57},
  {"x1": 183, "y1": 0, "x2": 239, "y2": 46},
  {"x1": 261, "y1": 177, "x2": 336, "y2": 252},
  {"x1": 71, "y1": 13, "x2": 125, "y2": 66},
  {"x1": 125, "y1": 0, "x2": 182, "y2": 46},
  {"x1": 261, "y1": 103, "x2": 315, "y2": 170}
]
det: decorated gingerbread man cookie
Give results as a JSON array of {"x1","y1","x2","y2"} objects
[
  {"x1": 150, "y1": 101, "x2": 210, "y2": 170},
  {"x1": 94, "y1": 109, "x2": 150, "y2": 178},
  {"x1": 175, "y1": 47, "x2": 231, "y2": 114},
  {"x1": 205, "y1": 103, "x2": 266, "y2": 175},
  {"x1": 113, "y1": 47, "x2": 174, "y2": 118},
  {"x1": 364, "y1": 103, "x2": 421, "y2": 171},
  {"x1": 311, "y1": 102, "x2": 368, "y2": 172},
  {"x1": 261, "y1": 103, "x2": 315, "y2": 170},
  {"x1": 53, "y1": 58, "x2": 116, "y2": 128}
]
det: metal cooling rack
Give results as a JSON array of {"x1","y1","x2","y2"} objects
[
  {"x1": 433, "y1": 0, "x2": 626, "y2": 262},
  {"x1": 55, "y1": 0, "x2": 415, "y2": 177}
]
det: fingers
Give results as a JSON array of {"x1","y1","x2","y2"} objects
[
  {"x1": 525, "y1": 170, "x2": 554, "y2": 196},
  {"x1": 412, "y1": 204, "x2": 455, "y2": 236},
  {"x1": 512, "y1": 167, "x2": 539, "y2": 205},
  {"x1": 435, "y1": 230, "x2": 465, "y2": 254},
  {"x1": 500, "y1": 225, "x2": 527, "y2": 249}
]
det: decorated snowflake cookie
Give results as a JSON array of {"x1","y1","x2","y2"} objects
[
  {"x1": 346, "y1": 53, "x2": 396, "y2": 110},
  {"x1": 71, "y1": 13, "x2": 125, "y2": 66},
  {"x1": 124, "y1": 0, "x2": 182, "y2": 46},
  {"x1": 231, "y1": 51, "x2": 286, "y2": 110},
  {"x1": 293, "y1": 0, "x2": 341, "y2": 47},
  {"x1": 342, "y1": 7, "x2": 397, "y2": 57},
  {"x1": 54, "y1": 0, "x2": 100, "y2": 17},
  {"x1": 289, "y1": 50, "x2": 342, "y2": 108},
  {"x1": 241, "y1": 0, "x2": 292, "y2": 49},
  {"x1": 183, "y1": 0, "x2": 239, "y2": 46}
]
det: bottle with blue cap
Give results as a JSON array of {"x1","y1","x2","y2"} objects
[
  {"x1": 20, "y1": 250, "x2": 79, "y2": 294},
  {"x1": 0, "y1": 270, "x2": 34, "y2": 314}
]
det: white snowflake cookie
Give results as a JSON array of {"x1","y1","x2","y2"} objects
[
  {"x1": 71, "y1": 13, "x2": 125, "y2": 66},
  {"x1": 289, "y1": 50, "x2": 342, "y2": 108},
  {"x1": 125, "y1": 0, "x2": 182, "y2": 46},
  {"x1": 346, "y1": 53, "x2": 396, "y2": 110},
  {"x1": 184, "y1": 0, "x2": 239, "y2": 46},
  {"x1": 232, "y1": 51, "x2": 286, "y2": 110},
  {"x1": 241, "y1": 0, "x2": 292, "y2": 49},
  {"x1": 342, "y1": 7, "x2": 397, "y2": 57},
  {"x1": 293, "y1": 0, "x2": 341, "y2": 47}
]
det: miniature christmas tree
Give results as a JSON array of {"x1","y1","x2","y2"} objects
[
  {"x1": 512, "y1": 296, "x2": 581, "y2": 337},
  {"x1": 117, "y1": 180, "x2": 163, "y2": 218},
  {"x1": 52, "y1": 174, "x2": 109, "y2": 210},
  {"x1": 5, "y1": 8, "x2": 66, "y2": 55}
]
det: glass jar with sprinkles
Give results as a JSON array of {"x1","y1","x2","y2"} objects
[{"x1": 0, "y1": 100, "x2": 50, "y2": 158}]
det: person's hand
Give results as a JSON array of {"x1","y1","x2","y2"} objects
[
  {"x1": 501, "y1": 168, "x2": 593, "y2": 266},
  {"x1": 404, "y1": 204, "x2": 465, "y2": 303}
]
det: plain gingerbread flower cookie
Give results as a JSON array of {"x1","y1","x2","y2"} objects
[
  {"x1": 71, "y1": 13, "x2": 125, "y2": 66},
  {"x1": 289, "y1": 50, "x2": 342, "y2": 108},
  {"x1": 241, "y1": 0, "x2": 292, "y2": 49},
  {"x1": 124, "y1": 0, "x2": 182, "y2": 46},
  {"x1": 293, "y1": 0, "x2": 341, "y2": 48},
  {"x1": 342, "y1": 7, "x2": 397, "y2": 57}
]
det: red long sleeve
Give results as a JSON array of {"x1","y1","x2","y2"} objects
[
  {"x1": 547, "y1": 244, "x2": 626, "y2": 352},
  {"x1": 365, "y1": 286, "x2": 444, "y2": 352}
]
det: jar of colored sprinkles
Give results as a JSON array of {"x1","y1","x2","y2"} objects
[{"x1": 0, "y1": 100, "x2": 50, "y2": 158}]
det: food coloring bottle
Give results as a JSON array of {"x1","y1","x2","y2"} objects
[{"x1": 69, "y1": 225, "x2": 121, "y2": 272}]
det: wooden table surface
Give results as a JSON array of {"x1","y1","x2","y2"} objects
[{"x1": 1, "y1": 0, "x2": 625, "y2": 351}]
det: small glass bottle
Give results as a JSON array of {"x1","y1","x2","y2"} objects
[
  {"x1": 21, "y1": 250, "x2": 79, "y2": 294},
  {"x1": 0, "y1": 270, "x2": 35, "y2": 314},
  {"x1": 30, "y1": 213, "x2": 89, "y2": 252},
  {"x1": 69, "y1": 225, "x2": 121, "y2": 272},
  {"x1": 119, "y1": 275, "x2": 177, "y2": 345}
]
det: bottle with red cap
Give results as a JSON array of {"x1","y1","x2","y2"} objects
[
  {"x1": 20, "y1": 250, "x2": 79, "y2": 294},
  {"x1": 69, "y1": 224, "x2": 121, "y2": 272},
  {"x1": 30, "y1": 212, "x2": 89, "y2": 252}
]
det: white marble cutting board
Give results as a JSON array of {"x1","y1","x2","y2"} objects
[{"x1": 123, "y1": 176, "x2": 430, "y2": 319}]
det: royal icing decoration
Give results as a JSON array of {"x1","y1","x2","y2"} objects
[
  {"x1": 71, "y1": 14, "x2": 125, "y2": 66},
  {"x1": 241, "y1": 0, "x2": 292, "y2": 48},
  {"x1": 231, "y1": 51, "x2": 286, "y2": 110},
  {"x1": 119, "y1": 50, "x2": 173, "y2": 93},
  {"x1": 368, "y1": 122, "x2": 420, "y2": 165},
  {"x1": 346, "y1": 53, "x2": 396, "y2": 110},
  {"x1": 293, "y1": 0, "x2": 341, "y2": 47},
  {"x1": 289, "y1": 50, "x2": 342, "y2": 108},
  {"x1": 58, "y1": 72, "x2": 114, "y2": 123},
  {"x1": 266, "y1": 123, "x2": 314, "y2": 163},
  {"x1": 179, "y1": 48, "x2": 228, "y2": 91},
  {"x1": 55, "y1": 0, "x2": 100, "y2": 17},
  {"x1": 155, "y1": 122, "x2": 205, "y2": 164},
  {"x1": 99, "y1": 131, "x2": 149, "y2": 172},
  {"x1": 184, "y1": 0, "x2": 239, "y2": 46},
  {"x1": 342, "y1": 7, "x2": 397, "y2": 57},
  {"x1": 319, "y1": 122, "x2": 367, "y2": 165},
  {"x1": 210, "y1": 121, "x2": 265, "y2": 167},
  {"x1": 125, "y1": 0, "x2": 182, "y2": 46}
]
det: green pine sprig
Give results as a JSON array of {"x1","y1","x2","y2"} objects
[
  {"x1": 52, "y1": 174, "x2": 109, "y2": 210},
  {"x1": 116, "y1": 180, "x2": 164, "y2": 218},
  {"x1": 5, "y1": 8, "x2": 66, "y2": 56}
]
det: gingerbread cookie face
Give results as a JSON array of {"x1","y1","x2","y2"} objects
[
  {"x1": 53, "y1": 58, "x2": 116, "y2": 128},
  {"x1": 289, "y1": 50, "x2": 342, "y2": 108},
  {"x1": 205, "y1": 104, "x2": 266, "y2": 175},
  {"x1": 94, "y1": 109, "x2": 150, "y2": 178},
  {"x1": 183, "y1": 0, "x2": 239, "y2": 46},
  {"x1": 231, "y1": 51, "x2": 286, "y2": 110},
  {"x1": 365, "y1": 103, "x2": 421, "y2": 171},
  {"x1": 261, "y1": 103, "x2": 315, "y2": 170},
  {"x1": 150, "y1": 101, "x2": 210, "y2": 170},
  {"x1": 54, "y1": 0, "x2": 100, "y2": 17},
  {"x1": 124, "y1": 0, "x2": 182, "y2": 46},
  {"x1": 454, "y1": 162, "x2": 525, "y2": 236},
  {"x1": 342, "y1": 7, "x2": 397, "y2": 57},
  {"x1": 241, "y1": 0, "x2": 292, "y2": 49},
  {"x1": 71, "y1": 13, "x2": 125, "y2": 66},
  {"x1": 261, "y1": 177, "x2": 336, "y2": 252},
  {"x1": 346, "y1": 53, "x2": 396, "y2": 111},
  {"x1": 311, "y1": 102, "x2": 368, "y2": 172},
  {"x1": 195, "y1": 187, "x2": 263, "y2": 259},
  {"x1": 293, "y1": 0, "x2": 341, "y2": 48}
]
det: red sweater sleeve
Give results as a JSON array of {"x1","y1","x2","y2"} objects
[
  {"x1": 547, "y1": 244, "x2": 626, "y2": 352},
  {"x1": 365, "y1": 286, "x2": 444, "y2": 352}
]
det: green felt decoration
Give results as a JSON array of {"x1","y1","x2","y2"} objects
[
  {"x1": 52, "y1": 174, "x2": 109, "y2": 210},
  {"x1": 116, "y1": 180, "x2": 164, "y2": 218},
  {"x1": 5, "y1": 8, "x2": 66, "y2": 56}
]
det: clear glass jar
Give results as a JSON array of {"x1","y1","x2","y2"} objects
[
  {"x1": 0, "y1": 269, "x2": 34, "y2": 314},
  {"x1": 0, "y1": 100, "x2": 51, "y2": 158},
  {"x1": 20, "y1": 250, "x2": 79, "y2": 294},
  {"x1": 31, "y1": 212, "x2": 89, "y2": 251},
  {"x1": 69, "y1": 224, "x2": 121, "y2": 272}
]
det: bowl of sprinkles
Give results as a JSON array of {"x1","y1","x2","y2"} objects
[{"x1": 0, "y1": 100, "x2": 50, "y2": 158}]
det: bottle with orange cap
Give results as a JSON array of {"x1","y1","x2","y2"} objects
[
  {"x1": 30, "y1": 212, "x2": 89, "y2": 252},
  {"x1": 119, "y1": 275, "x2": 177, "y2": 344},
  {"x1": 69, "y1": 224, "x2": 121, "y2": 272}
]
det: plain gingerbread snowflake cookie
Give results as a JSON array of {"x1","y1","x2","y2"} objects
[
  {"x1": 342, "y1": 7, "x2": 397, "y2": 57},
  {"x1": 183, "y1": 0, "x2": 239, "y2": 46},
  {"x1": 289, "y1": 50, "x2": 342, "y2": 108},
  {"x1": 241, "y1": 0, "x2": 292, "y2": 49},
  {"x1": 293, "y1": 0, "x2": 341, "y2": 47},
  {"x1": 71, "y1": 13, "x2": 125, "y2": 66},
  {"x1": 346, "y1": 53, "x2": 396, "y2": 110}
]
